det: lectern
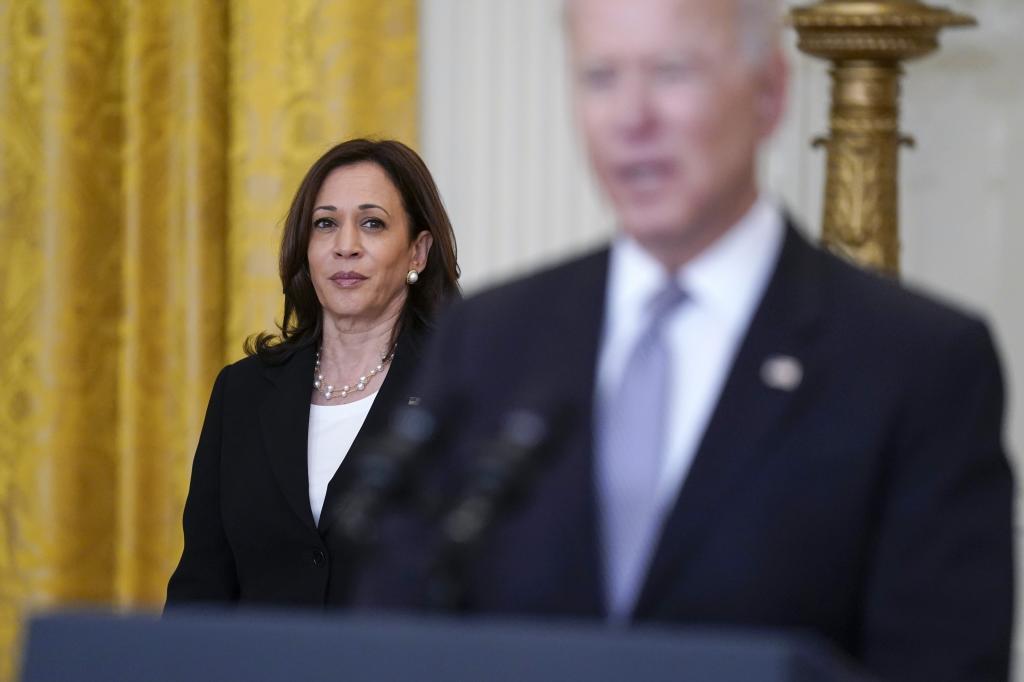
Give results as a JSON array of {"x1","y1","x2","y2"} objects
[{"x1": 20, "y1": 610, "x2": 873, "y2": 682}]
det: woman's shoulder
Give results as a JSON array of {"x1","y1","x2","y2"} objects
[
  {"x1": 220, "y1": 353, "x2": 264, "y2": 381},
  {"x1": 217, "y1": 343, "x2": 316, "y2": 390}
]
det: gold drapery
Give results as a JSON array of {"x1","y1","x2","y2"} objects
[{"x1": 0, "y1": 1, "x2": 418, "y2": 677}]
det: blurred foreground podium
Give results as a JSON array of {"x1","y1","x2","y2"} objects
[{"x1": 20, "y1": 610, "x2": 872, "y2": 682}]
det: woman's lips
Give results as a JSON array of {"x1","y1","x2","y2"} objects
[{"x1": 329, "y1": 271, "x2": 367, "y2": 287}]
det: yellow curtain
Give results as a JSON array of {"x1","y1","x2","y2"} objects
[{"x1": 0, "y1": 1, "x2": 418, "y2": 678}]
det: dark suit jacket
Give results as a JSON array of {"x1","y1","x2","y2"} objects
[
  {"x1": 357, "y1": 225, "x2": 1014, "y2": 682},
  {"x1": 166, "y1": 328, "x2": 426, "y2": 608}
]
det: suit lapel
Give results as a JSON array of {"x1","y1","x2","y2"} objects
[
  {"x1": 633, "y1": 224, "x2": 826, "y2": 617},
  {"x1": 549, "y1": 249, "x2": 611, "y2": 614},
  {"x1": 317, "y1": 327, "x2": 425, "y2": 535},
  {"x1": 258, "y1": 343, "x2": 319, "y2": 533}
]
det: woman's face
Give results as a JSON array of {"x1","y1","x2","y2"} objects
[{"x1": 307, "y1": 162, "x2": 432, "y2": 330}]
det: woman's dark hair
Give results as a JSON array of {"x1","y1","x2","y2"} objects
[{"x1": 245, "y1": 139, "x2": 460, "y2": 361}]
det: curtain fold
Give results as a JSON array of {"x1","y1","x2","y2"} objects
[
  {"x1": 0, "y1": 1, "x2": 418, "y2": 677},
  {"x1": 117, "y1": 0, "x2": 229, "y2": 607}
]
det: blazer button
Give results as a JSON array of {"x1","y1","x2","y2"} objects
[{"x1": 312, "y1": 550, "x2": 326, "y2": 567}]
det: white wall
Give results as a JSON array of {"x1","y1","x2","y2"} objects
[
  {"x1": 420, "y1": 0, "x2": 1024, "y2": 669},
  {"x1": 420, "y1": 0, "x2": 609, "y2": 291}
]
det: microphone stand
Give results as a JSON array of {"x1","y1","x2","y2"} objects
[
  {"x1": 332, "y1": 404, "x2": 444, "y2": 548},
  {"x1": 428, "y1": 405, "x2": 570, "y2": 612}
]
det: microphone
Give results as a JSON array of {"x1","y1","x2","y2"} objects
[
  {"x1": 428, "y1": 399, "x2": 573, "y2": 610},
  {"x1": 332, "y1": 402, "x2": 446, "y2": 547},
  {"x1": 440, "y1": 407, "x2": 558, "y2": 547}
]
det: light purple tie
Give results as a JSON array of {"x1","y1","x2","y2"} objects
[{"x1": 598, "y1": 279, "x2": 686, "y2": 620}]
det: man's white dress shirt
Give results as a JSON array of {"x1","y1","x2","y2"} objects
[{"x1": 595, "y1": 198, "x2": 785, "y2": 615}]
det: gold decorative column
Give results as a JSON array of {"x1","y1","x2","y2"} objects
[{"x1": 789, "y1": 1, "x2": 975, "y2": 276}]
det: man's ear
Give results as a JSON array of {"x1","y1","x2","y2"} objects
[{"x1": 757, "y1": 46, "x2": 789, "y2": 139}]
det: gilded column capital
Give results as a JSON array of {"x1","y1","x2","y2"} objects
[
  {"x1": 790, "y1": 1, "x2": 974, "y2": 62},
  {"x1": 788, "y1": 1, "x2": 975, "y2": 276}
]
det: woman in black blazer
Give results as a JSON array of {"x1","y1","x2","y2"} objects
[{"x1": 166, "y1": 139, "x2": 460, "y2": 607}]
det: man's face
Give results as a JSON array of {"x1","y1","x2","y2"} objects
[{"x1": 569, "y1": 0, "x2": 785, "y2": 264}]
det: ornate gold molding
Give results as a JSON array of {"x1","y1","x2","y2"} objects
[{"x1": 789, "y1": 1, "x2": 975, "y2": 276}]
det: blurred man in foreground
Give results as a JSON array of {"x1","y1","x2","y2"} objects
[{"x1": 357, "y1": 1, "x2": 1014, "y2": 680}]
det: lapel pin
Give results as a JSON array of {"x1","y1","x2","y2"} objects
[
  {"x1": 407, "y1": 396, "x2": 421, "y2": 406},
  {"x1": 760, "y1": 355, "x2": 803, "y2": 391}
]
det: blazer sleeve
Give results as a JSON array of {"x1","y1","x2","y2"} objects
[
  {"x1": 861, "y1": 319, "x2": 1014, "y2": 682},
  {"x1": 166, "y1": 366, "x2": 239, "y2": 606}
]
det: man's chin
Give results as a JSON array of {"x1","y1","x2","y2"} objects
[
  {"x1": 619, "y1": 219, "x2": 693, "y2": 248},
  {"x1": 620, "y1": 216, "x2": 725, "y2": 268}
]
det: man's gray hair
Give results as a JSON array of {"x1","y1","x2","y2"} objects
[
  {"x1": 563, "y1": 0, "x2": 785, "y2": 64},
  {"x1": 737, "y1": 0, "x2": 784, "y2": 63}
]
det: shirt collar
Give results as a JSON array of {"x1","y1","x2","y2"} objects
[{"x1": 607, "y1": 197, "x2": 785, "y2": 330}]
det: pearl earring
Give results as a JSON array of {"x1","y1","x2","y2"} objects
[{"x1": 406, "y1": 269, "x2": 419, "y2": 285}]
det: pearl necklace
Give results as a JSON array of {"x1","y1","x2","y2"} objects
[{"x1": 314, "y1": 344, "x2": 396, "y2": 401}]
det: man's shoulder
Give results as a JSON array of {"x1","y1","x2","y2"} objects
[
  {"x1": 798, "y1": 233, "x2": 993, "y2": 352},
  {"x1": 456, "y1": 245, "x2": 610, "y2": 321}
]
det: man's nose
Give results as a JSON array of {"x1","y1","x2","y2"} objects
[{"x1": 613, "y1": 78, "x2": 658, "y2": 139}]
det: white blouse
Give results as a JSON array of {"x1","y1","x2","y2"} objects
[{"x1": 307, "y1": 392, "x2": 378, "y2": 526}]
